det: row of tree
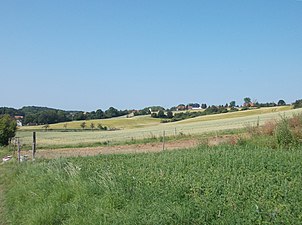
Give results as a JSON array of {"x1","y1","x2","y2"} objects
[
  {"x1": 0, "y1": 106, "x2": 129, "y2": 125},
  {"x1": 156, "y1": 105, "x2": 239, "y2": 122},
  {"x1": 0, "y1": 98, "x2": 297, "y2": 127}
]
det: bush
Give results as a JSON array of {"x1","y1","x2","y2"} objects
[
  {"x1": 260, "y1": 121, "x2": 277, "y2": 136},
  {"x1": 293, "y1": 99, "x2": 302, "y2": 109},
  {"x1": 240, "y1": 114, "x2": 302, "y2": 149},
  {"x1": 0, "y1": 114, "x2": 17, "y2": 146},
  {"x1": 275, "y1": 117, "x2": 296, "y2": 148}
]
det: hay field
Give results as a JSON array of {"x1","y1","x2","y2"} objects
[
  {"x1": 17, "y1": 106, "x2": 301, "y2": 148},
  {"x1": 20, "y1": 115, "x2": 161, "y2": 130}
]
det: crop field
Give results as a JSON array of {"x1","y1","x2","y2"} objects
[
  {"x1": 20, "y1": 115, "x2": 161, "y2": 130},
  {"x1": 16, "y1": 107, "x2": 302, "y2": 149},
  {"x1": 2, "y1": 145, "x2": 302, "y2": 224},
  {"x1": 20, "y1": 106, "x2": 291, "y2": 131}
]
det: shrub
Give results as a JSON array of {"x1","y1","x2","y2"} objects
[
  {"x1": 293, "y1": 99, "x2": 302, "y2": 109},
  {"x1": 0, "y1": 114, "x2": 17, "y2": 146},
  {"x1": 288, "y1": 114, "x2": 302, "y2": 129},
  {"x1": 260, "y1": 120, "x2": 277, "y2": 136},
  {"x1": 275, "y1": 117, "x2": 296, "y2": 148}
]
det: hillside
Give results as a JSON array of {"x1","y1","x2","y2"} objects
[{"x1": 16, "y1": 106, "x2": 302, "y2": 149}]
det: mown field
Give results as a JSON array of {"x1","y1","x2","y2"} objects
[
  {"x1": 16, "y1": 107, "x2": 302, "y2": 149},
  {"x1": 20, "y1": 115, "x2": 161, "y2": 130},
  {"x1": 20, "y1": 106, "x2": 291, "y2": 131},
  {"x1": 2, "y1": 145, "x2": 302, "y2": 224}
]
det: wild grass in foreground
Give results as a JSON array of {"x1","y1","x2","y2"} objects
[{"x1": 2, "y1": 145, "x2": 302, "y2": 224}]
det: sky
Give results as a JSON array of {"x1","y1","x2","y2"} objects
[{"x1": 0, "y1": 0, "x2": 301, "y2": 111}]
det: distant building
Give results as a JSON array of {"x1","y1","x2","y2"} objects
[
  {"x1": 16, "y1": 120, "x2": 22, "y2": 127},
  {"x1": 14, "y1": 116, "x2": 24, "y2": 127},
  {"x1": 187, "y1": 103, "x2": 201, "y2": 110},
  {"x1": 177, "y1": 104, "x2": 186, "y2": 111}
]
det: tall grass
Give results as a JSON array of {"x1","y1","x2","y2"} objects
[
  {"x1": 243, "y1": 113, "x2": 302, "y2": 149},
  {"x1": 2, "y1": 145, "x2": 302, "y2": 224}
]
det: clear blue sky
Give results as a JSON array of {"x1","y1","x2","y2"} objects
[{"x1": 1, "y1": 0, "x2": 301, "y2": 111}]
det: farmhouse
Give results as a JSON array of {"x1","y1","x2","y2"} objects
[
  {"x1": 187, "y1": 103, "x2": 201, "y2": 110},
  {"x1": 14, "y1": 116, "x2": 23, "y2": 127},
  {"x1": 177, "y1": 104, "x2": 186, "y2": 111}
]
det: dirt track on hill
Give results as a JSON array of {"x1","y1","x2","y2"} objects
[{"x1": 21, "y1": 139, "x2": 200, "y2": 159}]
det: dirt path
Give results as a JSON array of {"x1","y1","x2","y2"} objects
[
  {"x1": 20, "y1": 139, "x2": 201, "y2": 159},
  {"x1": 19, "y1": 134, "x2": 240, "y2": 159}
]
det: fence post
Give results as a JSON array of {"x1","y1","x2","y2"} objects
[
  {"x1": 17, "y1": 137, "x2": 21, "y2": 163},
  {"x1": 162, "y1": 131, "x2": 165, "y2": 151},
  {"x1": 32, "y1": 132, "x2": 36, "y2": 161}
]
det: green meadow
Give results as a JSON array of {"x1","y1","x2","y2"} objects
[
  {"x1": 2, "y1": 145, "x2": 302, "y2": 224},
  {"x1": 1, "y1": 106, "x2": 302, "y2": 224}
]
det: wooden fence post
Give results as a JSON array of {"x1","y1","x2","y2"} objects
[
  {"x1": 17, "y1": 137, "x2": 21, "y2": 163},
  {"x1": 32, "y1": 132, "x2": 36, "y2": 161},
  {"x1": 162, "y1": 131, "x2": 165, "y2": 151}
]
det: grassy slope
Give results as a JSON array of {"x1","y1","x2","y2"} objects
[
  {"x1": 177, "y1": 105, "x2": 292, "y2": 124},
  {"x1": 20, "y1": 115, "x2": 161, "y2": 130},
  {"x1": 16, "y1": 107, "x2": 302, "y2": 149},
  {"x1": 2, "y1": 145, "x2": 302, "y2": 224},
  {"x1": 20, "y1": 106, "x2": 291, "y2": 131}
]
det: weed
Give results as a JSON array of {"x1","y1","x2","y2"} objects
[
  {"x1": 260, "y1": 120, "x2": 277, "y2": 136},
  {"x1": 275, "y1": 116, "x2": 296, "y2": 148}
]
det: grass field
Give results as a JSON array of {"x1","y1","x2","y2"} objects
[
  {"x1": 2, "y1": 145, "x2": 302, "y2": 224},
  {"x1": 16, "y1": 107, "x2": 302, "y2": 149},
  {"x1": 20, "y1": 115, "x2": 161, "y2": 130},
  {"x1": 20, "y1": 106, "x2": 291, "y2": 131}
]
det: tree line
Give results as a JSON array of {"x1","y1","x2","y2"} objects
[
  {"x1": 0, "y1": 106, "x2": 129, "y2": 125},
  {"x1": 0, "y1": 98, "x2": 300, "y2": 127}
]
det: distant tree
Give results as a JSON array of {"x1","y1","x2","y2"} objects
[
  {"x1": 244, "y1": 97, "x2": 251, "y2": 107},
  {"x1": 105, "y1": 107, "x2": 120, "y2": 118},
  {"x1": 151, "y1": 113, "x2": 158, "y2": 118},
  {"x1": 244, "y1": 97, "x2": 251, "y2": 104},
  {"x1": 97, "y1": 123, "x2": 103, "y2": 130},
  {"x1": 229, "y1": 101, "x2": 236, "y2": 107},
  {"x1": 23, "y1": 114, "x2": 35, "y2": 125},
  {"x1": 90, "y1": 122, "x2": 95, "y2": 130},
  {"x1": 187, "y1": 103, "x2": 200, "y2": 108},
  {"x1": 149, "y1": 106, "x2": 165, "y2": 112},
  {"x1": 278, "y1": 99, "x2": 286, "y2": 106},
  {"x1": 157, "y1": 110, "x2": 166, "y2": 118},
  {"x1": 80, "y1": 122, "x2": 86, "y2": 130},
  {"x1": 201, "y1": 104, "x2": 207, "y2": 109},
  {"x1": 229, "y1": 107, "x2": 239, "y2": 112},
  {"x1": 96, "y1": 109, "x2": 105, "y2": 119},
  {"x1": 86, "y1": 111, "x2": 96, "y2": 120},
  {"x1": 166, "y1": 111, "x2": 173, "y2": 119},
  {"x1": 0, "y1": 115, "x2": 17, "y2": 146},
  {"x1": 170, "y1": 106, "x2": 177, "y2": 111},
  {"x1": 293, "y1": 99, "x2": 302, "y2": 109},
  {"x1": 205, "y1": 106, "x2": 219, "y2": 114},
  {"x1": 74, "y1": 112, "x2": 86, "y2": 121}
]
